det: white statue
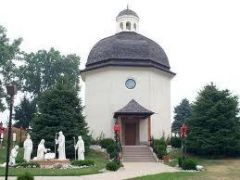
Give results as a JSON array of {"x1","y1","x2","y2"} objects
[
  {"x1": 44, "y1": 153, "x2": 55, "y2": 160},
  {"x1": 9, "y1": 145, "x2": 19, "y2": 166},
  {"x1": 23, "y1": 134, "x2": 33, "y2": 162},
  {"x1": 75, "y1": 136, "x2": 85, "y2": 160},
  {"x1": 37, "y1": 139, "x2": 48, "y2": 160},
  {"x1": 55, "y1": 131, "x2": 66, "y2": 160}
]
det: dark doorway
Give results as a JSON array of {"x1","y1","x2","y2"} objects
[{"x1": 125, "y1": 122, "x2": 137, "y2": 145}]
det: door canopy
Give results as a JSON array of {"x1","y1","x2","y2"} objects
[{"x1": 114, "y1": 99, "x2": 154, "y2": 118}]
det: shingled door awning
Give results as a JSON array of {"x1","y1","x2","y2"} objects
[{"x1": 114, "y1": 99, "x2": 154, "y2": 118}]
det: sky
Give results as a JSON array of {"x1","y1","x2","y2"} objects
[{"x1": 1, "y1": 0, "x2": 240, "y2": 123}]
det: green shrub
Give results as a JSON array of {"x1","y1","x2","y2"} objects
[
  {"x1": 100, "y1": 138, "x2": 115, "y2": 149},
  {"x1": 109, "y1": 150, "x2": 118, "y2": 159},
  {"x1": 15, "y1": 162, "x2": 40, "y2": 168},
  {"x1": 171, "y1": 137, "x2": 182, "y2": 148},
  {"x1": 151, "y1": 138, "x2": 167, "y2": 159},
  {"x1": 71, "y1": 160, "x2": 94, "y2": 167},
  {"x1": 178, "y1": 157, "x2": 196, "y2": 170},
  {"x1": 182, "y1": 158, "x2": 197, "y2": 170},
  {"x1": 17, "y1": 172, "x2": 34, "y2": 180},
  {"x1": 178, "y1": 156, "x2": 184, "y2": 167},
  {"x1": 155, "y1": 145, "x2": 167, "y2": 159},
  {"x1": 106, "y1": 144, "x2": 115, "y2": 154},
  {"x1": 106, "y1": 161, "x2": 120, "y2": 171},
  {"x1": 168, "y1": 158, "x2": 178, "y2": 167}
]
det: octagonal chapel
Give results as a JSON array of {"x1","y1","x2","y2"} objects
[{"x1": 81, "y1": 8, "x2": 175, "y2": 145}]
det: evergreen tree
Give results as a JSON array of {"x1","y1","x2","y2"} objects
[
  {"x1": 31, "y1": 78, "x2": 89, "y2": 158},
  {"x1": 14, "y1": 96, "x2": 36, "y2": 129},
  {"x1": 171, "y1": 99, "x2": 191, "y2": 134},
  {"x1": 186, "y1": 83, "x2": 240, "y2": 156}
]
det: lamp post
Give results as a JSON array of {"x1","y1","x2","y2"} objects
[
  {"x1": 113, "y1": 121, "x2": 121, "y2": 162},
  {"x1": 180, "y1": 123, "x2": 188, "y2": 158},
  {"x1": 5, "y1": 85, "x2": 17, "y2": 180},
  {"x1": 0, "y1": 122, "x2": 5, "y2": 148}
]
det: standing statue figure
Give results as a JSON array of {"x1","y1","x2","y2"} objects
[
  {"x1": 9, "y1": 145, "x2": 19, "y2": 166},
  {"x1": 37, "y1": 139, "x2": 48, "y2": 160},
  {"x1": 75, "y1": 136, "x2": 85, "y2": 160},
  {"x1": 55, "y1": 131, "x2": 66, "y2": 160},
  {"x1": 23, "y1": 134, "x2": 33, "y2": 162}
]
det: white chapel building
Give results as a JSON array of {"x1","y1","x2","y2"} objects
[{"x1": 81, "y1": 8, "x2": 175, "y2": 145}]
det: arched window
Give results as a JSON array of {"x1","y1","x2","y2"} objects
[
  {"x1": 120, "y1": 22, "x2": 123, "y2": 30},
  {"x1": 126, "y1": 22, "x2": 131, "y2": 30},
  {"x1": 134, "y1": 23, "x2": 137, "y2": 31}
]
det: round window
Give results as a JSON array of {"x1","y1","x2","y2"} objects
[{"x1": 125, "y1": 79, "x2": 136, "y2": 89}]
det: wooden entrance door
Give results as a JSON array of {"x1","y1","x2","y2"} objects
[{"x1": 125, "y1": 123, "x2": 136, "y2": 145}]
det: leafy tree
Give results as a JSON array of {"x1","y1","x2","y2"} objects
[
  {"x1": 0, "y1": 81, "x2": 5, "y2": 112},
  {"x1": 14, "y1": 96, "x2": 36, "y2": 129},
  {"x1": 172, "y1": 99, "x2": 191, "y2": 134},
  {"x1": 0, "y1": 25, "x2": 22, "y2": 111},
  {"x1": 186, "y1": 83, "x2": 240, "y2": 156},
  {"x1": 31, "y1": 78, "x2": 90, "y2": 158},
  {"x1": 18, "y1": 48, "x2": 80, "y2": 97}
]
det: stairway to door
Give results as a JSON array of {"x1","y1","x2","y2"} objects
[{"x1": 122, "y1": 145, "x2": 156, "y2": 162}]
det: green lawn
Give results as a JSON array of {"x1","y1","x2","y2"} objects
[
  {"x1": 128, "y1": 172, "x2": 200, "y2": 180},
  {"x1": 0, "y1": 147, "x2": 109, "y2": 176},
  {"x1": 129, "y1": 158, "x2": 240, "y2": 180}
]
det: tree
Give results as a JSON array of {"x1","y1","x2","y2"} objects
[
  {"x1": 186, "y1": 83, "x2": 240, "y2": 156},
  {"x1": 31, "y1": 78, "x2": 90, "y2": 158},
  {"x1": 0, "y1": 25, "x2": 22, "y2": 111},
  {"x1": 171, "y1": 99, "x2": 191, "y2": 134},
  {"x1": 14, "y1": 96, "x2": 36, "y2": 129},
  {"x1": 0, "y1": 81, "x2": 5, "y2": 112},
  {"x1": 18, "y1": 48, "x2": 80, "y2": 97}
]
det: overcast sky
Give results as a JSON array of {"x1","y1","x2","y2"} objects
[{"x1": 1, "y1": 0, "x2": 240, "y2": 123}]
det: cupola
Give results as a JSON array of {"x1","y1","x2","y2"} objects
[{"x1": 116, "y1": 6, "x2": 139, "y2": 33}]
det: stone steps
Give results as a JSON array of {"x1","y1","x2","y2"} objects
[{"x1": 122, "y1": 145, "x2": 156, "y2": 162}]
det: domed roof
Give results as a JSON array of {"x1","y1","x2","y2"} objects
[
  {"x1": 84, "y1": 32, "x2": 174, "y2": 74},
  {"x1": 117, "y1": 8, "x2": 139, "y2": 18}
]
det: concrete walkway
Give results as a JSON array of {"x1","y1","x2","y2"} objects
[{"x1": 7, "y1": 162, "x2": 178, "y2": 180}]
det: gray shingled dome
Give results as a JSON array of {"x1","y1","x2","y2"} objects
[
  {"x1": 85, "y1": 32, "x2": 173, "y2": 74},
  {"x1": 117, "y1": 8, "x2": 139, "y2": 18}
]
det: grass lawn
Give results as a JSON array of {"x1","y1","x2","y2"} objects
[
  {"x1": 128, "y1": 150, "x2": 240, "y2": 180},
  {"x1": 0, "y1": 147, "x2": 109, "y2": 176}
]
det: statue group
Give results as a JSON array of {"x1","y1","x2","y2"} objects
[{"x1": 9, "y1": 131, "x2": 85, "y2": 166}]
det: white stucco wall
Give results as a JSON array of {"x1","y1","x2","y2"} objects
[
  {"x1": 81, "y1": 66, "x2": 173, "y2": 140},
  {"x1": 139, "y1": 118, "x2": 148, "y2": 143}
]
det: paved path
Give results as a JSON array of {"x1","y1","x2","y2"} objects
[{"x1": 7, "y1": 162, "x2": 178, "y2": 180}]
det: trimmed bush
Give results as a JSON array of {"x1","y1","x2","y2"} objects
[
  {"x1": 107, "y1": 144, "x2": 116, "y2": 154},
  {"x1": 100, "y1": 138, "x2": 115, "y2": 149},
  {"x1": 151, "y1": 138, "x2": 167, "y2": 159},
  {"x1": 15, "y1": 162, "x2": 40, "y2": 168},
  {"x1": 178, "y1": 156, "x2": 184, "y2": 167},
  {"x1": 106, "y1": 161, "x2": 120, "y2": 171},
  {"x1": 182, "y1": 158, "x2": 197, "y2": 170},
  {"x1": 171, "y1": 137, "x2": 182, "y2": 148},
  {"x1": 168, "y1": 158, "x2": 178, "y2": 167},
  {"x1": 155, "y1": 145, "x2": 167, "y2": 159},
  {"x1": 71, "y1": 160, "x2": 94, "y2": 167},
  {"x1": 178, "y1": 157, "x2": 196, "y2": 170},
  {"x1": 17, "y1": 172, "x2": 34, "y2": 180}
]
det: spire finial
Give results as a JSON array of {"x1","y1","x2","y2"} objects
[{"x1": 127, "y1": 4, "x2": 129, "y2": 10}]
